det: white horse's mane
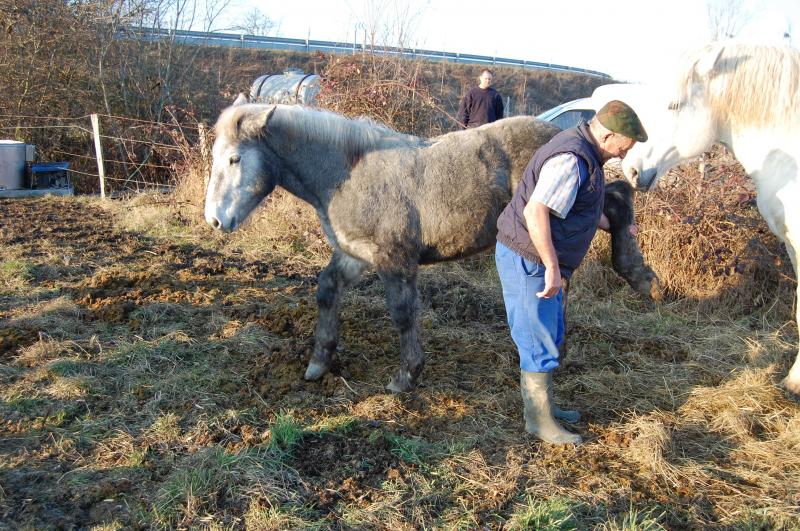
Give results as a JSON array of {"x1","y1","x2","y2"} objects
[
  {"x1": 216, "y1": 103, "x2": 413, "y2": 155},
  {"x1": 680, "y1": 43, "x2": 800, "y2": 128}
]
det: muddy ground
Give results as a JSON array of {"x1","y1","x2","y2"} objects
[{"x1": 1, "y1": 196, "x2": 798, "y2": 530}]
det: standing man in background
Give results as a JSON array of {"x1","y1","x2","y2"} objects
[{"x1": 457, "y1": 68, "x2": 504, "y2": 128}]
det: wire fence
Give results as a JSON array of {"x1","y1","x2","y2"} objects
[{"x1": 0, "y1": 112, "x2": 206, "y2": 196}]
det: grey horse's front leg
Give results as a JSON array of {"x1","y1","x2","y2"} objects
[
  {"x1": 381, "y1": 271, "x2": 424, "y2": 393},
  {"x1": 305, "y1": 252, "x2": 366, "y2": 381}
]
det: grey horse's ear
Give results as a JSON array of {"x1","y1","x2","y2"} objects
[
  {"x1": 239, "y1": 106, "x2": 277, "y2": 138},
  {"x1": 694, "y1": 44, "x2": 724, "y2": 78},
  {"x1": 233, "y1": 93, "x2": 249, "y2": 106}
]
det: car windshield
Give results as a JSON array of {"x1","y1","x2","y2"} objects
[{"x1": 536, "y1": 97, "x2": 595, "y2": 130}]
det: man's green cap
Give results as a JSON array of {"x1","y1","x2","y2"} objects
[{"x1": 596, "y1": 100, "x2": 648, "y2": 142}]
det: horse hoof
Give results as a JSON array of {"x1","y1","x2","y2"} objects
[
  {"x1": 649, "y1": 277, "x2": 663, "y2": 302},
  {"x1": 304, "y1": 360, "x2": 330, "y2": 381},
  {"x1": 386, "y1": 375, "x2": 415, "y2": 394},
  {"x1": 783, "y1": 375, "x2": 800, "y2": 397}
]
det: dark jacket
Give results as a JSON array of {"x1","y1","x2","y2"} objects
[
  {"x1": 458, "y1": 86, "x2": 504, "y2": 127},
  {"x1": 496, "y1": 122, "x2": 605, "y2": 277}
]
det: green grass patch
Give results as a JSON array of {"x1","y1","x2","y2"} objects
[
  {"x1": 509, "y1": 496, "x2": 579, "y2": 530},
  {"x1": 147, "y1": 413, "x2": 182, "y2": 441},
  {"x1": 63, "y1": 470, "x2": 98, "y2": 490},
  {"x1": 268, "y1": 413, "x2": 305, "y2": 452},
  {"x1": 47, "y1": 358, "x2": 94, "y2": 378},
  {"x1": 383, "y1": 432, "x2": 432, "y2": 467},
  {"x1": 310, "y1": 414, "x2": 359, "y2": 435},
  {"x1": 4, "y1": 396, "x2": 50, "y2": 415},
  {"x1": 245, "y1": 501, "x2": 326, "y2": 530},
  {"x1": 152, "y1": 447, "x2": 240, "y2": 526},
  {"x1": 602, "y1": 504, "x2": 665, "y2": 531},
  {"x1": 0, "y1": 259, "x2": 34, "y2": 288}
]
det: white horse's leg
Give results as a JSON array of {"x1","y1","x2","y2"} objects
[
  {"x1": 781, "y1": 237, "x2": 800, "y2": 394},
  {"x1": 754, "y1": 180, "x2": 800, "y2": 393},
  {"x1": 305, "y1": 252, "x2": 367, "y2": 381}
]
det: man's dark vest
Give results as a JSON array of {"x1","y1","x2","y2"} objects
[{"x1": 496, "y1": 122, "x2": 605, "y2": 277}]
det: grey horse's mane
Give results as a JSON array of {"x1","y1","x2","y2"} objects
[
  {"x1": 679, "y1": 43, "x2": 800, "y2": 128},
  {"x1": 216, "y1": 103, "x2": 416, "y2": 157}
]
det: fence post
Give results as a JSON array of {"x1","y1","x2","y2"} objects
[
  {"x1": 198, "y1": 122, "x2": 210, "y2": 193},
  {"x1": 90, "y1": 114, "x2": 106, "y2": 198}
]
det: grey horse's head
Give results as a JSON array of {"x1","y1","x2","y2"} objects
[{"x1": 205, "y1": 96, "x2": 281, "y2": 232}]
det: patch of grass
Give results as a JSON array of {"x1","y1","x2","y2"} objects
[
  {"x1": 733, "y1": 508, "x2": 784, "y2": 530},
  {"x1": 112, "y1": 197, "x2": 195, "y2": 240},
  {"x1": 152, "y1": 447, "x2": 240, "y2": 526},
  {"x1": 508, "y1": 496, "x2": 579, "y2": 530},
  {"x1": 244, "y1": 500, "x2": 326, "y2": 530},
  {"x1": 0, "y1": 259, "x2": 34, "y2": 288},
  {"x1": 72, "y1": 416, "x2": 117, "y2": 448},
  {"x1": 124, "y1": 447, "x2": 148, "y2": 468},
  {"x1": 383, "y1": 432, "x2": 431, "y2": 467},
  {"x1": 89, "y1": 521, "x2": 125, "y2": 531},
  {"x1": 47, "y1": 358, "x2": 94, "y2": 377},
  {"x1": 4, "y1": 396, "x2": 49, "y2": 415},
  {"x1": 310, "y1": 414, "x2": 359, "y2": 435},
  {"x1": 600, "y1": 504, "x2": 665, "y2": 531},
  {"x1": 64, "y1": 470, "x2": 97, "y2": 490},
  {"x1": 268, "y1": 413, "x2": 305, "y2": 452},
  {"x1": 109, "y1": 333, "x2": 199, "y2": 370},
  {"x1": 147, "y1": 412, "x2": 182, "y2": 441}
]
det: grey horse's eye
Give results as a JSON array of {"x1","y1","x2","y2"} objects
[
  {"x1": 229, "y1": 154, "x2": 241, "y2": 165},
  {"x1": 668, "y1": 101, "x2": 681, "y2": 111}
]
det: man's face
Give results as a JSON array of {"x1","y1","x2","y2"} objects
[
  {"x1": 607, "y1": 133, "x2": 636, "y2": 159},
  {"x1": 479, "y1": 72, "x2": 493, "y2": 88}
]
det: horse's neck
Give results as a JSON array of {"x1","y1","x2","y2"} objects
[
  {"x1": 270, "y1": 111, "x2": 413, "y2": 209},
  {"x1": 727, "y1": 126, "x2": 800, "y2": 190},
  {"x1": 268, "y1": 131, "x2": 358, "y2": 210}
]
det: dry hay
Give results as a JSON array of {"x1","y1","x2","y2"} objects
[{"x1": 619, "y1": 148, "x2": 793, "y2": 320}]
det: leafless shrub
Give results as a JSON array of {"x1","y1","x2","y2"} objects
[
  {"x1": 317, "y1": 53, "x2": 448, "y2": 136},
  {"x1": 631, "y1": 147, "x2": 794, "y2": 318}
]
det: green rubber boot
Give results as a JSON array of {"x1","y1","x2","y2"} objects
[{"x1": 520, "y1": 370, "x2": 582, "y2": 444}]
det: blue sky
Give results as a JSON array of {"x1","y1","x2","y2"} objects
[{"x1": 212, "y1": 0, "x2": 799, "y2": 82}]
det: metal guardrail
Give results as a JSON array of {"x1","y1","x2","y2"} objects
[{"x1": 120, "y1": 27, "x2": 612, "y2": 79}]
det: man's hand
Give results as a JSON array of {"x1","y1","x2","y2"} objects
[
  {"x1": 599, "y1": 213, "x2": 611, "y2": 231},
  {"x1": 537, "y1": 265, "x2": 562, "y2": 298}
]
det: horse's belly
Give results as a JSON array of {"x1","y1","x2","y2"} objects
[{"x1": 420, "y1": 204, "x2": 503, "y2": 263}]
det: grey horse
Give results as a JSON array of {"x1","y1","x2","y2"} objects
[{"x1": 204, "y1": 100, "x2": 656, "y2": 392}]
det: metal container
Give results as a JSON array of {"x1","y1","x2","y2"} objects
[
  {"x1": 0, "y1": 140, "x2": 26, "y2": 190},
  {"x1": 249, "y1": 71, "x2": 321, "y2": 106}
]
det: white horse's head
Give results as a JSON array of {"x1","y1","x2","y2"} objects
[
  {"x1": 622, "y1": 45, "x2": 725, "y2": 191},
  {"x1": 205, "y1": 96, "x2": 281, "y2": 232}
]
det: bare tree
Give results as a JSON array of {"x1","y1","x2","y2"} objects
[
  {"x1": 706, "y1": 0, "x2": 751, "y2": 40},
  {"x1": 235, "y1": 7, "x2": 278, "y2": 36},
  {"x1": 356, "y1": 0, "x2": 424, "y2": 50}
]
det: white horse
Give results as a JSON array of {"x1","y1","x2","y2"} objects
[{"x1": 621, "y1": 42, "x2": 800, "y2": 394}]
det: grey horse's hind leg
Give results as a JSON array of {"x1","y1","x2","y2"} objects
[
  {"x1": 305, "y1": 252, "x2": 367, "y2": 381},
  {"x1": 381, "y1": 271, "x2": 424, "y2": 393}
]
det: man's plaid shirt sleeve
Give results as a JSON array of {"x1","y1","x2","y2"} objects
[{"x1": 529, "y1": 153, "x2": 580, "y2": 219}]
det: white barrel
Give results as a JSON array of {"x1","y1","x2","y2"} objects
[
  {"x1": 0, "y1": 140, "x2": 26, "y2": 190},
  {"x1": 250, "y1": 71, "x2": 321, "y2": 106}
]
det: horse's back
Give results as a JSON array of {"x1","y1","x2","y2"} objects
[{"x1": 414, "y1": 117, "x2": 560, "y2": 262}]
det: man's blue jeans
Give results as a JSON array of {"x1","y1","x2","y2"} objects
[{"x1": 495, "y1": 241, "x2": 564, "y2": 372}]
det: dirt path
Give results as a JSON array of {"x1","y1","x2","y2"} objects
[{"x1": 1, "y1": 197, "x2": 798, "y2": 529}]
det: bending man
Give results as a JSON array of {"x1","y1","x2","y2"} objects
[{"x1": 495, "y1": 101, "x2": 647, "y2": 444}]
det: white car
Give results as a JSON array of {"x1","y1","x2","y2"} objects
[
  {"x1": 536, "y1": 97, "x2": 594, "y2": 130},
  {"x1": 536, "y1": 83, "x2": 647, "y2": 131}
]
